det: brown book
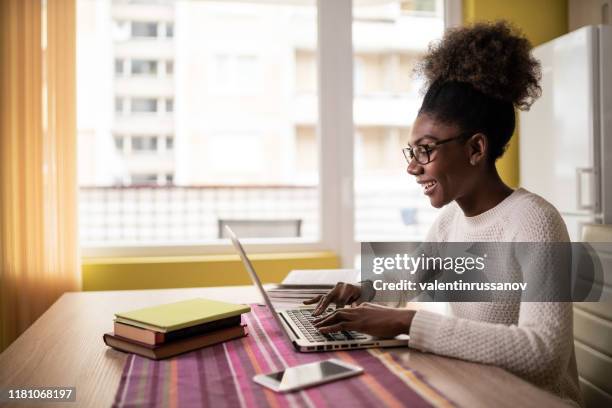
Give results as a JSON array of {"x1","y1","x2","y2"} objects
[
  {"x1": 114, "y1": 315, "x2": 242, "y2": 345},
  {"x1": 103, "y1": 325, "x2": 247, "y2": 360}
]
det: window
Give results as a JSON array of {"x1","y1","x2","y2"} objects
[
  {"x1": 115, "y1": 59, "x2": 124, "y2": 76},
  {"x1": 131, "y1": 59, "x2": 158, "y2": 75},
  {"x1": 113, "y1": 135, "x2": 124, "y2": 151},
  {"x1": 165, "y1": 98, "x2": 173, "y2": 113},
  {"x1": 131, "y1": 173, "x2": 158, "y2": 185},
  {"x1": 114, "y1": 97, "x2": 124, "y2": 114},
  {"x1": 130, "y1": 98, "x2": 158, "y2": 113},
  {"x1": 77, "y1": 0, "x2": 449, "y2": 258},
  {"x1": 131, "y1": 21, "x2": 158, "y2": 38},
  {"x1": 131, "y1": 136, "x2": 158, "y2": 152}
]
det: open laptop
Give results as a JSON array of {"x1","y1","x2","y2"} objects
[{"x1": 226, "y1": 226, "x2": 409, "y2": 352}]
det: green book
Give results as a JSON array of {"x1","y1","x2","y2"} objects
[{"x1": 114, "y1": 298, "x2": 251, "y2": 333}]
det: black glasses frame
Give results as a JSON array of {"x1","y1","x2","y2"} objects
[{"x1": 402, "y1": 133, "x2": 470, "y2": 165}]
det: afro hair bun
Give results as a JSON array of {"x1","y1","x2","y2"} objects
[{"x1": 415, "y1": 20, "x2": 542, "y2": 111}]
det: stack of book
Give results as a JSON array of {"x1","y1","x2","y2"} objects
[{"x1": 103, "y1": 298, "x2": 250, "y2": 360}]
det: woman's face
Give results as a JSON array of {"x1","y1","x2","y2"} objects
[{"x1": 406, "y1": 113, "x2": 475, "y2": 208}]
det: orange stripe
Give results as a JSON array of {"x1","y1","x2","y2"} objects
[
  {"x1": 373, "y1": 350, "x2": 454, "y2": 408},
  {"x1": 336, "y1": 352, "x2": 405, "y2": 408},
  {"x1": 169, "y1": 359, "x2": 178, "y2": 408},
  {"x1": 242, "y1": 337, "x2": 283, "y2": 408}
]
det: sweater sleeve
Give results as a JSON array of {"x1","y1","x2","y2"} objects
[{"x1": 408, "y1": 302, "x2": 575, "y2": 388}]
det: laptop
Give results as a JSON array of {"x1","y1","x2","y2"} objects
[{"x1": 226, "y1": 226, "x2": 409, "y2": 352}]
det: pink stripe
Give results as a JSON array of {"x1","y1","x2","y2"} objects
[{"x1": 224, "y1": 336, "x2": 259, "y2": 407}]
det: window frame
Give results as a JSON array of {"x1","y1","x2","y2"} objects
[{"x1": 81, "y1": 0, "x2": 460, "y2": 264}]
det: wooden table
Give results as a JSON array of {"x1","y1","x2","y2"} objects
[{"x1": 0, "y1": 286, "x2": 573, "y2": 407}]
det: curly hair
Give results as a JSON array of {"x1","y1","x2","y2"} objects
[
  {"x1": 415, "y1": 21, "x2": 542, "y2": 161},
  {"x1": 416, "y1": 20, "x2": 541, "y2": 111}
]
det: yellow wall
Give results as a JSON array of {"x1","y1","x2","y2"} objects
[
  {"x1": 462, "y1": 0, "x2": 568, "y2": 187},
  {"x1": 82, "y1": 252, "x2": 339, "y2": 291}
]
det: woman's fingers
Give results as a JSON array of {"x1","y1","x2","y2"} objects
[
  {"x1": 303, "y1": 295, "x2": 323, "y2": 305},
  {"x1": 313, "y1": 294, "x2": 333, "y2": 316},
  {"x1": 313, "y1": 309, "x2": 355, "y2": 327},
  {"x1": 318, "y1": 322, "x2": 355, "y2": 333},
  {"x1": 314, "y1": 310, "x2": 359, "y2": 333}
]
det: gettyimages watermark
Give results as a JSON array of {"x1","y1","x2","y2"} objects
[{"x1": 360, "y1": 242, "x2": 609, "y2": 302}]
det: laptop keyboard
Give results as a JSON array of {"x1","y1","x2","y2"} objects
[{"x1": 285, "y1": 309, "x2": 369, "y2": 343}]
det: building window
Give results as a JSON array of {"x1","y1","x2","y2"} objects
[
  {"x1": 166, "y1": 23, "x2": 174, "y2": 38},
  {"x1": 131, "y1": 173, "x2": 158, "y2": 185},
  {"x1": 131, "y1": 21, "x2": 158, "y2": 38},
  {"x1": 131, "y1": 59, "x2": 158, "y2": 76},
  {"x1": 165, "y1": 173, "x2": 174, "y2": 184},
  {"x1": 165, "y1": 136, "x2": 174, "y2": 150},
  {"x1": 165, "y1": 98, "x2": 173, "y2": 113},
  {"x1": 115, "y1": 59, "x2": 124, "y2": 76},
  {"x1": 114, "y1": 97, "x2": 124, "y2": 114},
  {"x1": 130, "y1": 98, "x2": 158, "y2": 113},
  {"x1": 166, "y1": 61, "x2": 173, "y2": 75},
  {"x1": 113, "y1": 134, "x2": 124, "y2": 151},
  {"x1": 131, "y1": 136, "x2": 158, "y2": 152}
]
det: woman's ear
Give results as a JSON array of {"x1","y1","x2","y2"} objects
[{"x1": 467, "y1": 133, "x2": 487, "y2": 165}]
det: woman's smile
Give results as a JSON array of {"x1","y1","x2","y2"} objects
[{"x1": 418, "y1": 179, "x2": 438, "y2": 196}]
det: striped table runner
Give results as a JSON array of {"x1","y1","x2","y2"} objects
[{"x1": 113, "y1": 305, "x2": 455, "y2": 407}]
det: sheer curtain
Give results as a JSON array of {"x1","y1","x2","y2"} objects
[{"x1": 0, "y1": 0, "x2": 80, "y2": 352}]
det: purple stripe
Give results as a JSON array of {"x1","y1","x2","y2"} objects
[
  {"x1": 125, "y1": 354, "x2": 145, "y2": 404},
  {"x1": 212, "y1": 343, "x2": 244, "y2": 407},
  {"x1": 196, "y1": 348, "x2": 212, "y2": 407},
  {"x1": 112, "y1": 354, "x2": 134, "y2": 408},
  {"x1": 150, "y1": 355, "x2": 160, "y2": 406},
  {"x1": 175, "y1": 350, "x2": 201, "y2": 407}
]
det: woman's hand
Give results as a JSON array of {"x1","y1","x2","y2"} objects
[
  {"x1": 303, "y1": 282, "x2": 362, "y2": 316},
  {"x1": 312, "y1": 303, "x2": 416, "y2": 338}
]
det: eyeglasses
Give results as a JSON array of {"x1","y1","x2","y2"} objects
[{"x1": 402, "y1": 134, "x2": 469, "y2": 165}]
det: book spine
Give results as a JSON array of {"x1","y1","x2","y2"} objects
[{"x1": 163, "y1": 315, "x2": 241, "y2": 342}]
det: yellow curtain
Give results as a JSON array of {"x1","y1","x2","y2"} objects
[{"x1": 0, "y1": 0, "x2": 80, "y2": 352}]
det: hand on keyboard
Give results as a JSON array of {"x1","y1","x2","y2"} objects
[
  {"x1": 303, "y1": 282, "x2": 363, "y2": 316},
  {"x1": 311, "y1": 303, "x2": 416, "y2": 339}
]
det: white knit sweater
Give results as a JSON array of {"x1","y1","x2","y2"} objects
[{"x1": 407, "y1": 188, "x2": 582, "y2": 406}]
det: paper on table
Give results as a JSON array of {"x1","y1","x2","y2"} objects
[{"x1": 281, "y1": 269, "x2": 360, "y2": 287}]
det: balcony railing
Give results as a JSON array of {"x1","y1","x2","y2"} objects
[{"x1": 79, "y1": 183, "x2": 437, "y2": 245}]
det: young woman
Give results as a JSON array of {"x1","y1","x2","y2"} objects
[{"x1": 305, "y1": 21, "x2": 582, "y2": 406}]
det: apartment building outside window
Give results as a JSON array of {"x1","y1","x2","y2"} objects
[{"x1": 77, "y1": 0, "x2": 447, "y2": 258}]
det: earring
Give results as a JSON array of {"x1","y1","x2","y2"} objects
[{"x1": 470, "y1": 159, "x2": 476, "y2": 165}]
